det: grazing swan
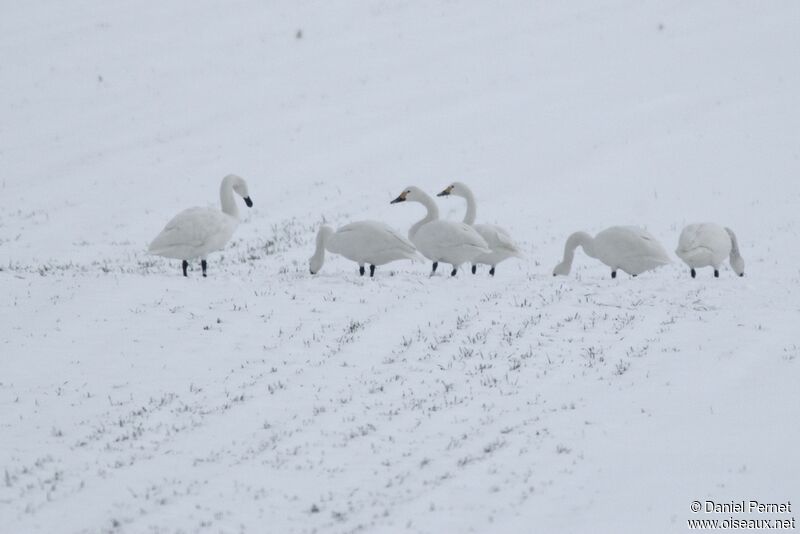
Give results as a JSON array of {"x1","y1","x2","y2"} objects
[
  {"x1": 309, "y1": 221, "x2": 421, "y2": 276},
  {"x1": 390, "y1": 186, "x2": 491, "y2": 276},
  {"x1": 437, "y1": 182, "x2": 522, "y2": 276},
  {"x1": 553, "y1": 226, "x2": 670, "y2": 278},
  {"x1": 676, "y1": 223, "x2": 744, "y2": 278},
  {"x1": 148, "y1": 174, "x2": 253, "y2": 277}
]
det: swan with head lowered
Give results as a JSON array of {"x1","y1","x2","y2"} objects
[
  {"x1": 309, "y1": 221, "x2": 422, "y2": 277},
  {"x1": 437, "y1": 181, "x2": 523, "y2": 276},
  {"x1": 553, "y1": 226, "x2": 670, "y2": 278},
  {"x1": 148, "y1": 174, "x2": 253, "y2": 277},
  {"x1": 390, "y1": 186, "x2": 491, "y2": 276},
  {"x1": 675, "y1": 223, "x2": 744, "y2": 278}
]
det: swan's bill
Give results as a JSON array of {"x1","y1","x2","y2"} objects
[
  {"x1": 390, "y1": 191, "x2": 408, "y2": 204},
  {"x1": 436, "y1": 185, "x2": 453, "y2": 197},
  {"x1": 244, "y1": 196, "x2": 253, "y2": 207}
]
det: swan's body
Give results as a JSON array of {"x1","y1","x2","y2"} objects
[
  {"x1": 148, "y1": 174, "x2": 253, "y2": 277},
  {"x1": 675, "y1": 223, "x2": 744, "y2": 278},
  {"x1": 309, "y1": 221, "x2": 421, "y2": 276},
  {"x1": 149, "y1": 208, "x2": 238, "y2": 260},
  {"x1": 553, "y1": 226, "x2": 670, "y2": 278},
  {"x1": 437, "y1": 182, "x2": 522, "y2": 275},
  {"x1": 391, "y1": 186, "x2": 491, "y2": 276}
]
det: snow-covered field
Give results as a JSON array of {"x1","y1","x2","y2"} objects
[{"x1": 2, "y1": 1, "x2": 799, "y2": 532}]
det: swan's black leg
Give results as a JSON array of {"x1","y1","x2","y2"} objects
[
  {"x1": 691, "y1": 268, "x2": 696, "y2": 278},
  {"x1": 201, "y1": 260, "x2": 207, "y2": 277},
  {"x1": 489, "y1": 266, "x2": 495, "y2": 276},
  {"x1": 359, "y1": 265, "x2": 365, "y2": 276},
  {"x1": 632, "y1": 274, "x2": 637, "y2": 277},
  {"x1": 369, "y1": 264, "x2": 375, "y2": 277},
  {"x1": 611, "y1": 270, "x2": 617, "y2": 279},
  {"x1": 471, "y1": 265, "x2": 477, "y2": 275},
  {"x1": 182, "y1": 260, "x2": 189, "y2": 277},
  {"x1": 450, "y1": 267, "x2": 457, "y2": 277},
  {"x1": 432, "y1": 261, "x2": 438, "y2": 274},
  {"x1": 714, "y1": 269, "x2": 719, "y2": 278}
]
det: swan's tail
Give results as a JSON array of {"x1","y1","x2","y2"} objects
[
  {"x1": 724, "y1": 227, "x2": 745, "y2": 276},
  {"x1": 674, "y1": 246, "x2": 705, "y2": 264}
]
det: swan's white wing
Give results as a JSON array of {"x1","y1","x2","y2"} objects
[
  {"x1": 344, "y1": 221, "x2": 416, "y2": 251},
  {"x1": 149, "y1": 207, "x2": 236, "y2": 259},
  {"x1": 415, "y1": 221, "x2": 491, "y2": 263},
  {"x1": 475, "y1": 224, "x2": 522, "y2": 256},
  {"x1": 597, "y1": 227, "x2": 671, "y2": 271},
  {"x1": 633, "y1": 229, "x2": 671, "y2": 263},
  {"x1": 432, "y1": 222, "x2": 489, "y2": 250},
  {"x1": 375, "y1": 223, "x2": 424, "y2": 260},
  {"x1": 330, "y1": 221, "x2": 421, "y2": 263}
]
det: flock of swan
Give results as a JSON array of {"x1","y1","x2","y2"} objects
[{"x1": 148, "y1": 175, "x2": 746, "y2": 280}]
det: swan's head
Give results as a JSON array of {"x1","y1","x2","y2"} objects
[
  {"x1": 227, "y1": 174, "x2": 253, "y2": 207},
  {"x1": 552, "y1": 261, "x2": 571, "y2": 276},
  {"x1": 730, "y1": 255, "x2": 745, "y2": 277},
  {"x1": 309, "y1": 225, "x2": 334, "y2": 275},
  {"x1": 390, "y1": 186, "x2": 427, "y2": 205},
  {"x1": 308, "y1": 255, "x2": 323, "y2": 275},
  {"x1": 436, "y1": 181, "x2": 468, "y2": 198}
]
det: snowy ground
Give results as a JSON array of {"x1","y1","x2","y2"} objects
[{"x1": 2, "y1": 1, "x2": 799, "y2": 533}]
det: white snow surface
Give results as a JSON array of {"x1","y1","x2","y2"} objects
[{"x1": 2, "y1": 1, "x2": 799, "y2": 533}]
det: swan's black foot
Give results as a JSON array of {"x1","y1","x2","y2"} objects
[
  {"x1": 359, "y1": 265, "x2": 365, "y2": 276},
  {"x1": 611, "y1": 270, "x2": 617, "y2": 279},
  {"x1": 451, "y1": 268, "x2": 457, "y2": 277},
  {"x1": 489, "y1": 266, "x2": 495, "y2": 276},
  {"x1": 182, "y1": 260, "x2": 189, "y2": 277},
  {"x1": 691, "y1": 268, "x2": 696, "y2": 278},
  {"x1": 471, "y1": 265, "x2": 477, "y2": 274},
  {"x1": 432, "y1": 261, "x2": 438, "y2": 274},
  {"x1": 369, "y1": 265, "x2": 375, "y2": 277},
  {"x1": 714, "y1": 269, "x2": 720, "y2": 278},
  {"x1": 201, "y1": 260, "x2": 207, "y2": 277}
]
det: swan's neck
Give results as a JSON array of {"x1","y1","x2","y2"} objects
[
  {"x1": 409, "y1": 193, "x2": 439, "y2": 239},
  {"x1": 726, "y1": 228, "x2": 741, "y2": 259},
  {"x1": 725, "y1": 227, "x2": 745, "y2": 273},
  {"x1": 567, "y1": 231, "x2": 596, "y2": 258},
  {"x1": 560, "y1": 231, "x2": 595, "y2": 269},
  {"x1": 220, "y1": 176, "x2": 239, "y2": 219},
  {"x1": 311, "y1": 226, "x2": 329, "y2": 266},
  {"x1": 460, "y1": 187, "x2": 477, "y2": 225}
]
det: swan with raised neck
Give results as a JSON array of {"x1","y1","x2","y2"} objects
[
  {"x1": 148, "y1": 174, "x2": 253, "y2": 277},
  {"x1": 391, "y1": 185, "x2": 490, "y2": 276},
  {"x1": 437, "y1": 182, "x2": 522, "y2": 276}
]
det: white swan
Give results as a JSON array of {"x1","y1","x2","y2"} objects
[
  {"x1": 676, "y1": 223, "x2": 744, "y2": 278},
  {"x1": 309, "y1": 221, "x2": 422, "y2": 276},
  {"x1": 553, "y1": 226, "x2": 671, "y2": 278},
  {"x1": 390, "y1": 186, "x2": 491, "y2": 276},
  {"x1": 437, "y1": 181, "x2": 523, "y2": 276},
  {"x1": 148, "y1": 174, "x2": 253, "y2": 277}
]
